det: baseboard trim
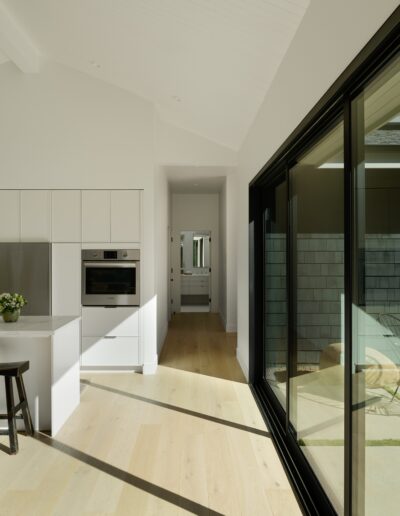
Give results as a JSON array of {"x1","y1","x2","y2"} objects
[{"x1": 80, "y1": 366, "x2": 141, "y2": 373}]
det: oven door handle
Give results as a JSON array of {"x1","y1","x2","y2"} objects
[{"x1": 83, "y1": 261, "x2": 136, "y2": 268}]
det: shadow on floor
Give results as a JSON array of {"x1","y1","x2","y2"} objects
[
  {"x1": 34, "y1": 431, "x2": 223, "y2": 516},
  {"x1": 80, "y1": 379, "x2": 270, "y2": 438}
]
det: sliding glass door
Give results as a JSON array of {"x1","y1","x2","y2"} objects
[
  {"x1": 263, "y1": 178, "x2": 288, "y2": 410},
  {"x1": 352, "y1": 54, "x2": 400, "y2": 516},
  {"x1": 289, "y1": 120, "x2": 345, "y2": 514},
  {"x1": 261, "y1": 121, "x2": 346, "y2": 513},
  {"x1": 252, "y1": 20, "x2": 400, "y2": 516}
]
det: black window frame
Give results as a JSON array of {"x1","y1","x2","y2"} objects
[{"x1": 249, "y1": 7, "x2": 400, "y2": 516}]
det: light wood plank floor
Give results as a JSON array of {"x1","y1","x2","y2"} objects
[
  {"x1": 160, "y1": 313, "x2": 246, "y2": 383},
  {"x1": 0, "y1": 317, "x2": 301, "y2": 515}
]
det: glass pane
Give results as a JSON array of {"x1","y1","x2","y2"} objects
[
  {"x1": 352, "y1": 54, "x2": 400, "y2": 516},
  {"x1": 264, "y1": 180, "x2": 288, "y2": 409},
  {"x1": 86, "y1": 267, "x2": 136, "y2": 294},
  {"x1": 289, "y1": 121, "x2": 345, "y2": 513}
]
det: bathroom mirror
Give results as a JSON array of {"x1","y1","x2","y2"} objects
[{"x1": 180, "y1": 231, "x2": 210, "y2": 272}]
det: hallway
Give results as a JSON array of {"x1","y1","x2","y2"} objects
[{"x1": 160, "y1": 313, "x2": 245, "y2": 382}]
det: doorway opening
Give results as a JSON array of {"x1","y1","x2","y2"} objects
[
  {"x1": 160, "y1": 174, "x2": 242, "y2": 383},
  {"x1": 180, "y1": 230, "x2": 211, "y2": 313}
]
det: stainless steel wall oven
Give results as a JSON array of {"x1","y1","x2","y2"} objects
[{"x1": 82, "y1": 249, "x2": 140, "y2": 306}]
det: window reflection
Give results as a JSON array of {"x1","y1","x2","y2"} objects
[
  {"x1": 290, "y1": 121, "x2": 345, "y2": 514},
  {"x1": 264, "y1": 180, "x2": 288, "y2": 409},
  {"x1": 352, "y1": 55, "x2": 400, "y2": 516}
]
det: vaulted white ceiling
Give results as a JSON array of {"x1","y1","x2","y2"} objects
[
  {"x1": 1, "y1": 0, "x2": 309, "y2": 150},
  {"x1": 0, "y1": 49, "x2": 8, "y2": 64}
]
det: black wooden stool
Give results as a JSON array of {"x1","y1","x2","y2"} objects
[{"x1": 0, "y1": 361, "x2": 34, "y2": 454}]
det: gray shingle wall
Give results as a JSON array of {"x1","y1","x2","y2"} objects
[
  {"x1": 363, "y1": 235, "x2": 400, "y2": 357},
  {"x1": 265, "y1": 233, "x2": 400, "y2": 370},
  {"x1": 265, "y1": 234, "x2": 287, "y2": 371},
  {"x1": 295, "y1": 234, "x2": 344, "y2": 367},
  {"x1": 265, "y1": 234, "x2": 343, "y2": 369}
]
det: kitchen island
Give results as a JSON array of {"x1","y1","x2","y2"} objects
[{"x1": 0, "y1": 316, "x2": 80, "y2": 436}]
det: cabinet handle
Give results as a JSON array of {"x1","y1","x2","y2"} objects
[{"x1": 104, "y1": 335, "x2": 117, "y2": 339}]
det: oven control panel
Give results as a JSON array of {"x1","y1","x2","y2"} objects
[{"x1": 82, "y1": 249, "x2": 140, "y2": 261}]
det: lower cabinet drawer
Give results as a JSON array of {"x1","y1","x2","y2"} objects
[
  {"x1": 82, "y1": 307, "x2": 139, "y2": 337},
  {"x1": 191, "y1": 286, "x2": 209, "y2": 294},
  {"x1": 81, "y1": 336, "x2": 139, "y2": 366}
]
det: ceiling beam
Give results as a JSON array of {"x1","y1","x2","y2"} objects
[{"x1": 0, "y1": 2, "x2": 41, "y2": 73}]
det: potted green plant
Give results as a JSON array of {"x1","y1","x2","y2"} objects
[{"x1": 0, "y1": 292, "x2": 27, "y2": 322}]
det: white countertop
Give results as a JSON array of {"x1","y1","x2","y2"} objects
[{"x1": 0, "y1": 316, "x2": 80, "y2": 337}]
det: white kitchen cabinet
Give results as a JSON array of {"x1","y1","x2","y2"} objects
[
  {"x1": 0, "y1": 190, "x2": 20, "y2": 241},
  {"x1": 81, "y1": 306, "x2": 139, "y2": 367},
  {"x1": 52, "y1": 190, "x2": 81, "y2": 242},
  {"x1": 81, "y1": 190, "x2": 110, "y2": 243},
  {"x1": 110, "y1": 190, "x2": 141, "y2": 243},
  {"x1": 20, "y1": 190, "x2": 51, "y2": 242},
  {"x1": 82, "y1": 306, "x2": 139, "y2": 337},
  {"x1": 52, "y1": 244, "x2": 81, "y2": 316},
  {"x1": 81, "y1": 336, "x2": 139, "y2": 367}
]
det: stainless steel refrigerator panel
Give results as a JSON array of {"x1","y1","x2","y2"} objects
[{"x1": 0, "y1": 243, "x2": 51, "y2": 315}]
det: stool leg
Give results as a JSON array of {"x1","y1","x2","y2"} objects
[
  {"x1": 5, "y1": 377, "x2": 18, "y2": 454},
  {"x1": 15, "y1": 376, "x2": 34, "y2": 436}
]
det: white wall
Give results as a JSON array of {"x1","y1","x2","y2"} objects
[
  {"x1": 218, "y1": 174, "x2": 238, "y2": 333},
  {"x1": 171, "y1": 193, "x2": 219, "y2": 313},
  {"x1": 156, "y1": 117, "x2": 236, "y2": 167},
  {"x1": 226, "y1": 173, "x2": 237, "y2": 332},
  {"x1": 0, "y1": 61, "x2": 154, "y2": 189},
  {"x1": 219, "y1": 180, "x2": 227, "y2": 328},
  {"x1": 0, "y1": 60, "x2": 158, "y2": 372},
  {"x1": 236, "y1": 0, "x2": 399, "y2": 380},
  {"x1": 154, "y1": 166, "x2": 169, "y2": 355}
]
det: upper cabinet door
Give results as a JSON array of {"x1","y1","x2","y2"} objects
[
  {"x1": 52, "y1": 190, "x2": 81, "y2": 242},
  {"x1": 82, "y1": 190, "x2": 110, "y2": 243},
  {"x1": 20, "y1": 190, "x2": 51, "y2": 242},
  {"x1": 0, "y1": 191, "x2": 20, "y2": 242},
  {"x1": 111, "y1": 190, "x2": 141, "y2": 243}
]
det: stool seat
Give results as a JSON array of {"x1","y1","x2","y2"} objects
[
  {"x1": 0, "y1": 361, "x2": 33, "y2": 454},
  {"x1": 0, "y1": 361, "x2": 29, "y2": 377}
]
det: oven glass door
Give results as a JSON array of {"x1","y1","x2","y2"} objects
[{"x1": 84, "y1": 262, "x2": 138, "y2": 299}]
